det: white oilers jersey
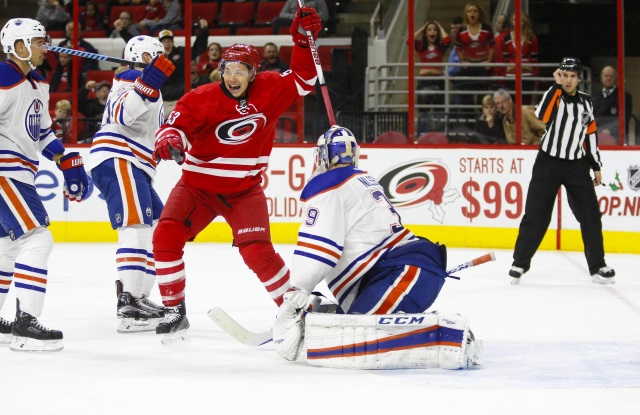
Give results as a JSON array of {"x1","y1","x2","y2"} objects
[
  {"x1": 0, "y1": 61, "x2": 58, "y2": 185},
  {"x1": 291, "y1": 166, "x2": 416, "y2": 311},
  {"x1": 86, "y1": 68, "x2": 164, "y2": 179}
]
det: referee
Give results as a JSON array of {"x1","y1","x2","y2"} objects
[{"x1": 509, "y1": 57, "x2": 615, "y2": 285}]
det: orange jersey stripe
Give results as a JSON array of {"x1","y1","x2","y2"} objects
[
  {"x1": 587, "y1": 120, "x2": 597, "y2": 135},
  {"x1": 14, "y1": 272, "x2": 47, "y2": 285},
  {"x1": 542, "y1": 88, "x2": 562, "y2": 123},
  {"x1": 297, "y1": 241, "x2": 341, "y2": 260},
  {"x1": 0, "y1": 157, "x2": 38, "y2": 172},
  {"x1": 116, "y1": 159, "x2": 141, "y2": 224},
  {"x1": 0, "y1": 178, "x2": 37, "y2": 230},
  {"x1": 92, "y1": 138, "x2": 156, "y2": 167},
  {"x1": 116, "y1": 257, "x2": 148, "y2": 264}
]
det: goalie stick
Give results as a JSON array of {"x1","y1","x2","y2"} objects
[
  {"x1": 45, "y1": 45, "x2": 147, "y2": 68},
  {"x1": 208, "y1": 251, "x2": 496, "y2": 347}
]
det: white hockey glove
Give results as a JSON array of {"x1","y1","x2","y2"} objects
[{"x1": 273, "y1": 289, "x2": 310, "y2": 361}]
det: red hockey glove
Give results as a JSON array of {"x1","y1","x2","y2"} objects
[
  {"x1": 57, "y1": 152, "x2": 89, "y2": 202},
  {"x1": 134, "y1": 55, "x2": 176, "y2": 102},
  {"x1": 154, "y1": 129, "x2": 185, "y2": 164},
  {"x1": 290, "y1": 6, "x2": 322, "y2": 48}
]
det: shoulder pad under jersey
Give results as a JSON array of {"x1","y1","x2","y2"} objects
[{"x1": 301, "y1": 166, "x2": 363, "y2": 202}]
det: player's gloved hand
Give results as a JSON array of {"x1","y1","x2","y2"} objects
[
  {"x1": 57, "y1": 152, "x2": 89, "y2": 202},
  {"x1": 134, "y1": 55, "x2": 176, "y2": 102},
  {"x1": 290, "y1": 6, "x2": 322, "y2": 48},
  {"x1": 273, "y1": 289, "x2": 311, "y2": 361},
  {"x1": 154, "y1": 129, "x2": 185, "y2": 164}
]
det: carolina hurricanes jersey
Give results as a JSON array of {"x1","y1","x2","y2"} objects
[
  {"x1": 86, "y1": 69, "x2": 163, "y2": 179},
  {"x1": 455, "y1": 24, "x2": 495, "y2": 62},
  {"x1": 156, "y1": 46, "x2": 316, "y2": 194},
  {"x1": 414, "y1": 37, "x2": 451, "y2": 69},
  {"x1": 290, "y1": 166, "x2": 417, "y2": 311},
  {"x1": 0, "y1": 61, "x2": 58, "y2": 185}
]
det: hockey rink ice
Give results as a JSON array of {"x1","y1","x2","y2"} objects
[{"x1": 1, "y1": 243, "x2": 638, "y2": 414}]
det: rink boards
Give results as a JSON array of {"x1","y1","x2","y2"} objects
[{"x1": 40, "y1": 146, "x2": 640, "y2": 253}]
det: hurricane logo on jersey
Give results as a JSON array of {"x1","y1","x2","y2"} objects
[
  {"x1": 24, "y1": 99, "x2": 44, "y2": 142},
  {"x1": 378, "y1": 159, "x2": 460, "y2": 223},
  {"x1": 216, "y1": 114, "x2": 267, "y2": 145}
]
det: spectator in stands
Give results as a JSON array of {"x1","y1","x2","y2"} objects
[
  {"x1": 139, "y1": 0, "x2": 166, "y2": 33},
  {"x1": 50, "y1": 52, "x2": 80, "y2": 93},
  {"x1": 259, "y1": 43, "x2": 290, "y2": 73},
  {"x1": 272, "y1": 0, "x2": 329, "y2": 35},
  {"x1": 190, "y1": 61, "x2": 211, "y2": 90},
  {"x1": 593, "y1": 66, "x2": 633, "y2": 138},
  {"x1": 491, "y1": 13, "x2": 510, "y2": 79},
  {"x1": 52, "y1": 99, "x2": 73, "y2": 142},
  {"x1": 502, "y1": 12, "x2": 539, "y2": 101},
  {"x1": 79, "y1": 1, "x2": 106, "y2": 32},
  {"x1": 446, "y1": 16, "x2": 463, "y2": 78},
  {"x1": 197, "y1": 42, "x2": 223, "y2": 78},
  {"x1": 110, "y1": 10, "x2": 142, "y2": 39},
  {"x1": 59, "y1": 21, "x2": 100, "y2": 73},
  {"x1": 158, "y1": 22, "x2": 209, "y2": 102},
  {"x1": 473, "y1": 94, "x2": 506, "y2": 144},
  {"x1": 493, "y1": 89, "x2": 545, "y2": 145},
  {"x1": 148, "y1": 0, "x2": 182, "y2": 35},
  {"x1": 209, "y1": 68, "x2": 221, "y2": 83},
  {"x1": 79, "y1": 80, "x2": 111, "y2": 141},
  {"x1": 411, "y1": 20, "x2": 450, "y2": 108},
  {"x1": 36, "y1": 0, "x2": 71, "y2": 31},
  {"x1": 105, "y1": 0, "x2": 146, "y2": 29},
  {"x1": 454, "y1": 3, "x2": 495, "y2": 107}
]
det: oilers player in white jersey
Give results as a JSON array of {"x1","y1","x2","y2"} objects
[
  {"x1": 272, "y1": 126, "x2": 481, "y2": 369},
  {"x1": 86, "y1": 36, "x2": 175, "y2": 333},
  {"x1": 0, "y1": 18, "x2": 89, "y2": 351}
]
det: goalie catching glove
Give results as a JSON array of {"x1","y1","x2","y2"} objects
[
  {"x1": 154, "y1": 128, "x2": 186, "y2": 164},
  {"x1": 57, "y1": 152, "x2": 89, "y2": 202},
  {"x1": 134, "y1": 55, "x2": 176, "y2": 102},
  {"x1": 290, "y1": 6, "x2": 322, "y2": 48}
]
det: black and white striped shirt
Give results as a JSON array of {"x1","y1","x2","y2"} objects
[{"x1": 535, "y1": 84, "x2": 602, "y2": 169}]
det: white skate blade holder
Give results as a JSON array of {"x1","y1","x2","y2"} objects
[
  {"x1": 161, "y1": 329, "x2": 189, "y2": 346},
  {"x1": 10, "y1": 336, "x2": 64, "y2": 352},
  {"x1": 0, "y1": 332, "x2": 12, "y2": 345}
]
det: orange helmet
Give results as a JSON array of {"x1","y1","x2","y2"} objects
[{"x1": 220, "y1": 43, "x2": 261, "y2": 79}]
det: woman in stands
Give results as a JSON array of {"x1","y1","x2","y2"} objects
[
  {"x1": 411, "y1": 20, "x2": 450, "y2": 109},
  {"x1": 502, "y1": 12, "x2": 540, "y2": 103},
  {"x1": 197, "y1": 42, "x2": 222, "y2": 78}
]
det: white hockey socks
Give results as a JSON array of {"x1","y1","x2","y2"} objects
[
  {"x1": 13, "y1": 227, "x2": 54, "y2": 317},
  {"x1": 0, "y1": 236, "x2": 20, "y2": 312},
  {"x1": 304, "y1": 311, "x2": 482, "y2": 369},
  {"x1": 117, "y1": 225, "x2": 155, "y2": 298}
]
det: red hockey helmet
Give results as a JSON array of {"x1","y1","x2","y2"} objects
[{"x1": 220, "y1": 43, "x2": 261, "y2": 79}]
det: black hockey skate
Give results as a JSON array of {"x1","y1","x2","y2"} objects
[
  {"x1": 0, "y1": 316, "x2": 13, "y2": 345},
  {"x1": 116, "y1": 280, "x2": 165, "y2": 333},
  {"x1": 590, "y1": 266, "x2": 616, "y2": 285},
  {"x1": 156, "y1": 301, "x2": 189, "y2": 345},
  {"x1": 11, "y1": 300, "x2": 63, "y2": 352}
]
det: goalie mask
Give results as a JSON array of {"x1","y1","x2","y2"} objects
[
  {"x1": 1, "y1": 18, "x2": 49, "y2": 69},
  {"x1": 314, "y1": 126, "x2": 360, "y2": 174},
  {"x1": 124, "y1": 35, "x2": 164, "y2": 64}
]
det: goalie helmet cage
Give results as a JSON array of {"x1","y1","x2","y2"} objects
[{"x1": 335, "y1": 111, "x2": 409, "y2": 143}]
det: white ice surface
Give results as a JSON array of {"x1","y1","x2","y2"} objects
[{"x1": 1, "y1": 244, "x2": 638, "y2": 414}]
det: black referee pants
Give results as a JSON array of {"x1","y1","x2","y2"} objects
[{"x1": 513, "y1": 152, "x2": 606, "y2": 274}]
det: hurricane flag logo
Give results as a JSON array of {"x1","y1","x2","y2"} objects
[
  {"x1": 215, "y1": 114, "x2": 267, "y2": 145},
  {"x1": 25, "y1": 99, "x2": 44, "y2": 142},
  {"x1": 378, "y1": 159, "x2": 460, "y2": 223}
]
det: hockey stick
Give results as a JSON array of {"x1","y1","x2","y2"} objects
[
  {"x1": 296, "y1": 0, "x2": 336, "y2": 125},
  {"x1": 45, "y1": 45, "x2": 148, "y2": 68},
  {"x1": 209, "y1": 252, "x2": 496, "y2": 347}
]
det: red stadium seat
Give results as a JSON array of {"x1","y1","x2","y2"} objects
[
  {"x1": 110, "y1": 5, "x2": 146, "y2": 26},
  {"x1": 373, "y1": 131, "x2": 408, "y2": 144},
  {"x1": 235, "y1": 27, "x2": 274, "y2": 36},
  {"x1": 416, "y1": 132, "x2": 449, "y2": 144},
  {"x1": 81, "y1": 30, "x2": 107, "y2": 38},
  {"x1": 86, "y1": 70, "x2": 115, "y2": 85},
  {"x1": 278, "y1": 46, "x2": 293, "y2": 66},
  {"x1": 254, "y1": 2, "x2": 286, "y2": 27},
  {"x1": 217, "y1": 2, "x2": 256, "y2": 31},
  {"x1": 191, "y1": 3, "x2": 219, "y2": 26},
  {"x1": 598, "y1": 132, "x2": 619, "y2": 145}
]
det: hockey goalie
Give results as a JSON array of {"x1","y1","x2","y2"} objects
[{"x1": 272, "y1": 126, "x2": 482, "y2": 370}]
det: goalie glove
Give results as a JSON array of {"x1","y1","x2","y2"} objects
[
  {"x1": 154, "y1": 128, "x2": 185, "y2": 164},
  {"x1": 134, "y1": 55, "x2": 176, "y2": 102},
  {"x1": 290, "y1": 6, "x2": 322, "y2": 48},
  {"x1": 57, "y1": 152, "x2": 89, "y2": 202},
  {"x1": 273, "y1": 289, "x2": 311, "y2": 361}
]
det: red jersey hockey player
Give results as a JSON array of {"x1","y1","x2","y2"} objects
[{"x1": 151, "y1": 7, "x2": 321, "y2": 343}]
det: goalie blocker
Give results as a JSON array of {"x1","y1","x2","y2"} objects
[{"x1": 303, "y1": 311, "x2": 482, "y2": 370}]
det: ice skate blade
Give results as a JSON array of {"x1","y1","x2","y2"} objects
[
  {"x1": 160, "y1": 329, "x2": 189, "y2": 346},
  {"x1": 118, "y1": 318, "x2": 161, "y2": 333},
  {"x1": 10, "y1": 336, "x2": 64, "y2": 352},
  {"x1": 465, "y1": 339, "x2": 483, "y2": 367},
  {"x1": 510, "y1": 277, "x2": 521, "y2": 285},
  {"x1": 591, "y1": 275, "x2": 616, "y2": 285},
  {"x1": 0, "y1": 334, "x2": 13, "y2": 345}
]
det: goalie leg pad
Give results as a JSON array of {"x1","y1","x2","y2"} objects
[{"x1": 304, "y1": 311, "x2": 480, "y2": 369}]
